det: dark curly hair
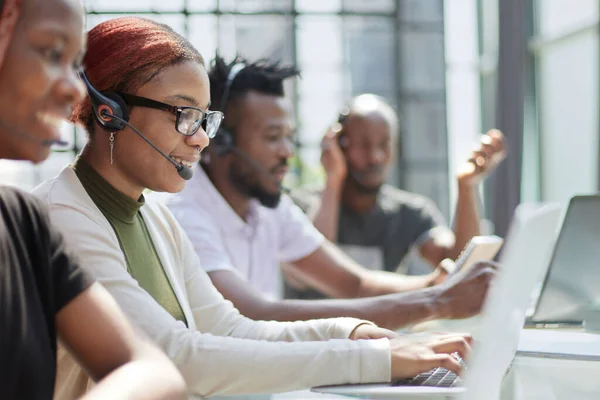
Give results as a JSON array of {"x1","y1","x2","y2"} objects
[{"x1": 208, "y1": 54, "x2": 300, "y2": 126}]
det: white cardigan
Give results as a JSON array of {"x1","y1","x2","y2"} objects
[{"x1": 32, "y1": 167, "x2": 391, "y2": 399}]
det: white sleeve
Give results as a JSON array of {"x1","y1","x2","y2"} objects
[
  {"x1": 167, "y1": 206, "x2": 369, "y2": 341},
  {"x1": 167, "y1": 194, "x2": 238, "y2": 275},
  {"x1": 277, "y1": 195, "x2": 326, "y2": 263},
  {"x1": 163, "y1": 194, "x2": 370, "y2": 342},
  {"x1": 48, "y1": 204, "x2": 391, "y2": 397}
]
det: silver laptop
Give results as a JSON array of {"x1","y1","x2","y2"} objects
[
  {"x1": 312, "y1": 203, "x2": 562, "y2": 399},
  {"x1": 527, "y1": 195, "x2": 600, "y2": 329}
]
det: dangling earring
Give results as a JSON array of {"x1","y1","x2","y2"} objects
[{"x1": 109, "y1": 132, "x2": 115, "y2": 165}]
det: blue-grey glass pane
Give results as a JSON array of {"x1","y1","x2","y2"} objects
[
  {"x1": 86, "y1": 14, "x2": 187, "y2": 37},
  {"x1": 219, "y1": 0, "x2": 292, "y2": 12},
  {"x1": 400, "y1": 100, "x2": 447, "y2": 162},
  {"x1": 0, "y1": 160, "x2": 21, "y2": 187},
  {"x1": 297, "y1": 16, "x2": 344, "y2": 65},
  {"x1": 480, "y1": 72, "x2": 497, "y2": 131},
  {"x1": 296, "y1": 16, "x2": 345, "y2": 147},
  {"x1": 83, "y1": 0, "x2": 185, "y2": 12},
  {"x1": 86, "y1": 14, "x2": 123, "y2": 30},
  {"x1": 0, "y1": 160, "x2": 36, "y2": 189},
  {"x1": 296, "y1": 0, "x2": 342, "y2": 13},
  {"x1": 187, "y1": 0, "x2": 218, "y2": 12},
  {"x1": 0, "y1": 151, "x2": 76, "y2": 191},
  {"x1": 297, "y1": 80, "x2": 345, "y2": 145},
  {"x1": 343, "y1": 0, "x2": 395, "y2": 13},
  {"x1": 44, "y1": 122, "x2": 77, "y2": 153},
  {"x1": 478, "y1": 0, "x2": 499, "y2": 56},
  {"x1": 537, "y1": 31, "x2": 599, "y2": 203},
  {"x1": 399, "y1": 32, "x2": 445, "y2": 92},
  {"x1": 38, "y1": 152, "x2": 76, "y2": 187},
  {"x1": 535, "y1": 0, "x2": 599, "y2": 37},
  {"x1": 188, "y1": 15, "x2": 218, "y2": 62},
  {"x1": 403, "y1": 165, "x2": 450, "y2": 219},
  {"x1": 398, "y1": 0, "x2": 443, "y2": 22},
  {"x1": 75, "y1": 126, "x2": 89, "y2": 153},
  {"x1": 344, "y1": 16, "x2": 397, "y2": 98},
  {"x1": 296, "y1": 147, "x2": 325, "y2": 186},
  {"x1": 218, "y1": 15, "x2": 294, "y2": 63}
]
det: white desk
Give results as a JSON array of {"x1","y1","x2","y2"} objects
[
  {"x1": 411, "y1": 320, "x2": 600, "y2": 399},
  {"x1": 214, "y1": 328, "x2": 600, "y2": 400},
  {"x1": 502, "y1": 353, "x2": 600, "y2": 400},
  {"x1": 503, "y1": 329, "x2": 600, "y2": 400},
  {"x1": 303, "y1": 326, "x2": 600, "y2": 400}
]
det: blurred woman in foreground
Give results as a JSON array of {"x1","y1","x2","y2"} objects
[{"x1": 0, "y1": 0, "x2": 186, "y2": 399}]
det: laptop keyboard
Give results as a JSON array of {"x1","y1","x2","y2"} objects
[{"x1": 393, "y1": 358, "x2": 465, "y2": 388}]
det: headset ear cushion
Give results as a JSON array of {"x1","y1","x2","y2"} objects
[
  {"x1": 101, "y1": 92, "x2": 130, "y2": 124},
  {"x1": 212, "y1": 128, "x2": 234, "y2": 156},
  {"x1": 91, "y1": 91, "x2": 129, "y2": 132}
]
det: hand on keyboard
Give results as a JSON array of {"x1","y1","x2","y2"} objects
[
  {"x1": 394, "y1": 356, "x2": 466, "y2": 388},
  {"x1": 389, "y1": 333, "x2": 471, "y2": 380}
]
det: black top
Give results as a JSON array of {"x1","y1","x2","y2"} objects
[
  {"x1": 0, "y1": 186, "x2": 94, "y2": 400},
  {"x1": 292, "y1": 184, "x2": 446, "y2": 272},
  {"x1": 288, "y1": 184, "x2": 446, "y2": 300}
]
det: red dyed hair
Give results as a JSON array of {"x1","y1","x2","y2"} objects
[
  {"x1": 0, "y1": 0, "x2": 22, "y2": 72},
  {"x1": 72, "y1": 17, "x2": 204, "y2": 134}
]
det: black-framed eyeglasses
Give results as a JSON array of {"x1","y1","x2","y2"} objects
[{"x1": 116, "y1": 92, "x2": 223, "y2": 138}]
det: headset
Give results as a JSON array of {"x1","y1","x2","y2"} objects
[
  {"x1": 79, "y1": 71, "x2": 193, "y2": 180},
  {"x1": 336, "y1": 105, "x2": 350, "y2": 149},
  {"x1": 211, "y1": 63, "x2": 246, "y2": 156}
]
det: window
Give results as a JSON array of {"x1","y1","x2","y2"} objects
[{"x1": 2, "y1": 0, "x2": 449, "y2": 220}]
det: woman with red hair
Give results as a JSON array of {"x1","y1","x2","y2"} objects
[
  {"x1": 33, "y1": 15, "x2": 472, "y2": 400},
  {"x1": 0, "y1": 1, "x2": 187, "y2": 399}
]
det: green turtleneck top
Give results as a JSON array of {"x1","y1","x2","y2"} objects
[{"x1": 73, "y1": 158, "x2": 186, "y2": 324}]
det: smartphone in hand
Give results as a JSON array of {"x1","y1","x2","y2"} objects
[{"x1": 453, "y1": 235, "x2": 504, "y2": 274}]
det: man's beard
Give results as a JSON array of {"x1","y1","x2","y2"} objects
[
  {"x1": 347, "y1": 167, "x2": 385, "y2": 195},
  {"x1": 228, "y1": 160, "x2": 283, "y2": 208}
]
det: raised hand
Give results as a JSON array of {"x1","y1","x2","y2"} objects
[
  {"x1": 457, "y1": 129, "x2": 506, "y2": 186},
  {"x1": 320, "y1": 123, "x2": 347, "y2": 186},
  {"x1": 434, "y1": 261, "x2": 498, "y2": 320}
]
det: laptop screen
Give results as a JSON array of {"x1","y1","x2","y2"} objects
[{"x1": 531, "y1": 195, "x2": 600, "y2": 324}]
